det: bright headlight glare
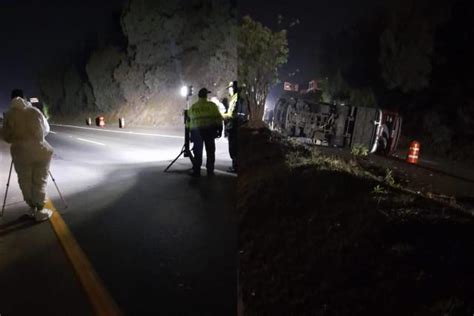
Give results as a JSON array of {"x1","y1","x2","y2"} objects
[{"x1": 180, "y1": 86, "x2": 189, "y2": 97}]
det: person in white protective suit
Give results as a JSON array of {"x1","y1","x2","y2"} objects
[{"x1": 2, "y1": 89, "x2": 54, "y2": 221}]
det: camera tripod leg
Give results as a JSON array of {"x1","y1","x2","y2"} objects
[
  {"x1": 1, "y1": 161, "x2": 14, "y2": 218},
  {"x1": 164, "y1": 108, "x2": 195, "y2": 173},
  {"x1": 49, "y1": 171, "x2": 68, "y2": 209},
  {"x1": 164, "y1": 145, "x2": 186, "y2": 173}
]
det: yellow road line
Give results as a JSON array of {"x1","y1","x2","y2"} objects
[{"x1": 46, "y1": 199, "x2": 122, "y2": 316}]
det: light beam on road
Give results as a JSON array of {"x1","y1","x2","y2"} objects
[
  {"x1": 51, "y1": 124, "x2": 183, "y2": 139},
  {"x1": 77, "y1": 138, "x2": 106, "y2": 146}
]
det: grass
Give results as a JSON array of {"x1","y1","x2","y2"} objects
[
  {"x1": 372, "y1": 184, "x2": 388, "y2": 195},
  {"x1": 351, "y1": 143, "x2": 369, "y2": 157},
  {"x1": 238, "y1": 127, "x2": 474, "y2": 315},
  {"x1": 384, "y1": 168, "x2": 396, "y2": 186}
]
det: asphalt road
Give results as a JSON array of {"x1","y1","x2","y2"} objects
[{"x1": 1, "y1": 123, "x2": 237, "y2": 315}]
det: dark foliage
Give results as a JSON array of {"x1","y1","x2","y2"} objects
[
  {"x1": 38, "y1": 0, "x2": 237, "y2": 126},
  {"x1": 239, "y1": 127, "x2": 474, "y2": 315},
  {"x1": 318, "y1": 0, "x2": 474, "y2": 162}
]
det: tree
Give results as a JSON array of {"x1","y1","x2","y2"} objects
[
  {"x1": 38, "y1": 62, "x2": 95, "y2": 117},
  {"x1": 328, "y1": 69, "x2": 350, "y2": 103},
  {"x1": 317, "y1": 77, "x2": 331, "y2": 103},
  {"x1": 121, "y1": 0, "x2": 237, "y2": 110},
  {"x1": 63, "y1": 65, "x2": 87, "y2": 114},
  {"x1": 350, "y1": 88, "x2": 376, "y2": 108},
  {"x1": 238, "y1": 16, "x2": 288, "y2": 125},
  {"x1": 86, "y1": 46, "x2": 126, "y2": 111},
  {"x1": 38, "y1": 65, "x2": 66, "y2": 115},
  {"x1": 379, "y1": 0, "x2": 450, "y2": 93},
  {"x1": 37, "y1": 0, "x2": 237, "y2": 125}
]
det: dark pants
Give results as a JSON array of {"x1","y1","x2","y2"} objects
[
  {"x1": 227, "y1": 126, "x2": 238, "y2": 169},
  {"x1": 191, "y1": 128, "x2": 216, "y2": 173}
]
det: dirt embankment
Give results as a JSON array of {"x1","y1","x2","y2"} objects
[{"x1": 238, "y1": 127, "x2": 474, "y2": 316}]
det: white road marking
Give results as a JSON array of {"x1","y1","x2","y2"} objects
[
  {"x1": 76, "y1": 138, "x2": 106, "y2": 146},
  {"x1": 49, "y1": 131, "x2": 57, "y2": 134},
  {"x1": 51, "y1": 123, "x2": 183, "y2": 139}
]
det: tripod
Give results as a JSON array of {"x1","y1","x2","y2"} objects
[
  {"x1": 1, "y1": 160, "x2": 68, "y2": 217},
  {"x1": 1, "y1": 161, "x2": 13, "y2": 217},
  {"x1": 164, "y1": 109, "x2": 194, "y2": 172}
]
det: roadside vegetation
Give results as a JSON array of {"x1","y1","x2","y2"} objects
[
  {"x1": 38, "y1": 0, "x2": 237, "y2": 127},
  {"x1": 317, "y1": 0, "x2": 474, "y2": 163},
  {"x1": 350, "y1": 144, "x2": 369, "y2": 157},
  {"x1": 238, "y1": 127, "x2": 474, "y2": 315}
]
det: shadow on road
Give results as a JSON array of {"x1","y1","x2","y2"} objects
[
  {"x1": 49, "y1": 161, "x2": 237, "y2": 315},
  {"x1": 0, "y1": 215, "x2": 37, "y2": 237}
]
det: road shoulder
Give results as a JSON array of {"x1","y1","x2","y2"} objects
[{"x1": 0, "y1": 202, "x2": 93, "y2": 316}]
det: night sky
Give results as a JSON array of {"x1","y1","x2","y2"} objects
[
  {"x1": 239, "y1": 0, "x2": 384, "y2": 104},
  {"x1": 1, "y1": 0, "x2": 383, "y2": 111},
  {"x1": 241, "y1": 0, "x2": 383, "y2": 72},
  {"x1": 0, "y1": 0, "x2": 124, "y2": 111}
]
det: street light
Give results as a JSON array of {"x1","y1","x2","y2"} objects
[
  {"x1": 180, "y1": 85, "x2": 193, "y2": 99},
  {"x1": 180, "y1": 86, "x2": 189, "y2": 98}
]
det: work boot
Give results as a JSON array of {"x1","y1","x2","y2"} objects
[
  {"x1": 35, "y1": 208, "x2": 53, "y2": 222},
  {"x1": 207, "y1": 170, "x2": 215, "y2": 177}
]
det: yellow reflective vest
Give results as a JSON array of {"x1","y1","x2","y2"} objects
[{"x1": 188, "y1": 98, "x2": 223, "y2": 129}]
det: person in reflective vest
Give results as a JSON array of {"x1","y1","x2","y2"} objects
[
  {"x1": 188, "y1": 88, "x2": 223, "y2": 177},
  {"x1": 222, "y1": 81, "x2": 245, "y2": 172}
]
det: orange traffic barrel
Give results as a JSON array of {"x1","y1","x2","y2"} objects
[
  {"x1": 406, "y1": 140, "x2": 420, "y2": 164},
  {"x1": 119, "y1": 117, "x2": 125, "y2": 128},
  {"x1": 86, "y1": 117, "x2": 92, "y2": 126},
  {"x1": 95, "y1": 116, "x2": 105, "y2": 127}
]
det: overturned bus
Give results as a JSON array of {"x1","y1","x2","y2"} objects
[{"x1": 272, "y1": 92, "x2": 402, "y2": 155}]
